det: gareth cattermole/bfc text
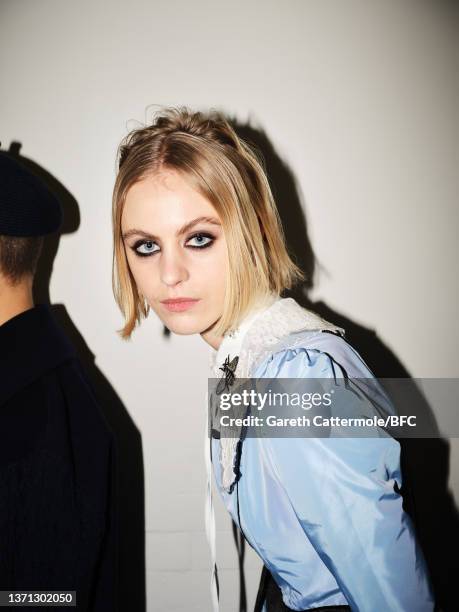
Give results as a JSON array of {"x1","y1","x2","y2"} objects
[{"x1": 219, "y1": 415, "x2": 417, "y2": 428}]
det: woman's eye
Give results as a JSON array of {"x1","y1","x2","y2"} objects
[
  {"x1": 130, "y1": 233, "x2": 214, "y2": 256},
  {"x1": 186, "y1": 233, "x2": 214, "y2": 248},
  {"x1": 135, "y1": 240, "x2": 159, "y2": 255}
]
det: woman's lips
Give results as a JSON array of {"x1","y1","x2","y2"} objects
[{"x1": 160, "y1": 298, "x2": 201, "y2": 312}]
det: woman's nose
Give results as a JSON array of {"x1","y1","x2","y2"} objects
[{"x1": 159, "y1": 246, "x2": 189, "y2": 287}]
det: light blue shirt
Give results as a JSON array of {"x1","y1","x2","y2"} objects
[{"x1": 211, "y1": 329, "x2": 435, "y2": 611}]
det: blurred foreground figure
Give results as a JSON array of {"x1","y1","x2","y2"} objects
[{"x1": 0, "y1": 152, "x2": 118, "y2": 611}]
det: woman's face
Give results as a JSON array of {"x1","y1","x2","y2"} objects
[{"x1": 121, "y1": 169, "x2": 228, "y2": 338}]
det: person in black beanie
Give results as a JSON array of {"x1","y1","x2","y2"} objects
[{"x1": 0, "y1": 152, "x2": 118, "y2": 611}]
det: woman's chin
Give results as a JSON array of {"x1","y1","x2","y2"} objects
[{"x1": 162, "y1": 317, "x2": 208, "y2": 336}]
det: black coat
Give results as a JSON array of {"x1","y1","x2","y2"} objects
[{"x1": 0, "y1": 305, "x2": 118, "y2": 611}]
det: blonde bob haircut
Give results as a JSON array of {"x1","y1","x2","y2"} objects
[{"x1": 112, "y1": 106, "x2": 304, "y2": 339}]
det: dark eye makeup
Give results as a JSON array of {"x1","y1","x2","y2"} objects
[{"x1": 130, "y1": 232, "x2": 216, "y2": 258}]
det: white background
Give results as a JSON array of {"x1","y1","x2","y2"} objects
[{"x1": 1, "y1": 1, "x2": 458, "y2": 610}]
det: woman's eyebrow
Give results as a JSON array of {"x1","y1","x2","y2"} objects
[{"x1": 122, "y1": 216, "x2": 221, "y2": 241}]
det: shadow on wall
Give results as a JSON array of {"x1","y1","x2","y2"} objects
[
  {"x1": 230, "y1": 119, "x2": 458, "y2": 612},
  {"x1": 5, "y1": 142, "x2": 146, "y2": 612}
]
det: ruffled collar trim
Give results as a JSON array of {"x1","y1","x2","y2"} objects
[{"x1": 208, "y1": 296, "x2": 345, "y2": 492}]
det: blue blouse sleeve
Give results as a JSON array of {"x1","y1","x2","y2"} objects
[{"x1": 252, "y1": 345, "x2": 435, "y2": 612}]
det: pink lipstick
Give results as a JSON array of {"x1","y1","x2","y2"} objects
[{"x1": 160, "y1": 298, "x2": 201, "y2": 312}]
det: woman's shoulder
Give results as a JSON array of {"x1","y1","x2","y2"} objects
[{"x1": 251, "y1": 329, "x2": 376, "y2": 380}]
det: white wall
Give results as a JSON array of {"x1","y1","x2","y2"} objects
[{"x1": 1, "y1": 1, "x2": 458, "y2": 610}]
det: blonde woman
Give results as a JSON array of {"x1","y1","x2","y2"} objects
[{"x1": 112, "y1": 107, "x2": 435, "y2": 611}]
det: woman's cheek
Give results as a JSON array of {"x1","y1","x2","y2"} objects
[
  {"x1": 126, "y1": 259, "x2": 148, "y2": 296},
  {"x1": 137, "y1": 268, "x2": 156, "y2": 297}
]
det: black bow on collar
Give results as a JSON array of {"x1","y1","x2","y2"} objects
[{"x1": 216, "y1": 355, "x2": 239, "y2": 395}]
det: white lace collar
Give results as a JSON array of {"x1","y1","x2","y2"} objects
[
  {"x1": 209, "y1": 293, "x2": 280, "y2": 376},
  {"x1": 208, "y1": 296, "x2": 345, "y2": 491}
]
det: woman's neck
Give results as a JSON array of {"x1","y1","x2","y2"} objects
[
  {"x1": 200, "y1": 324, "x2": 223, "y2": 351},
  {"x1": 200, "y1": 294, "x2": 280, "y2": 352}
]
